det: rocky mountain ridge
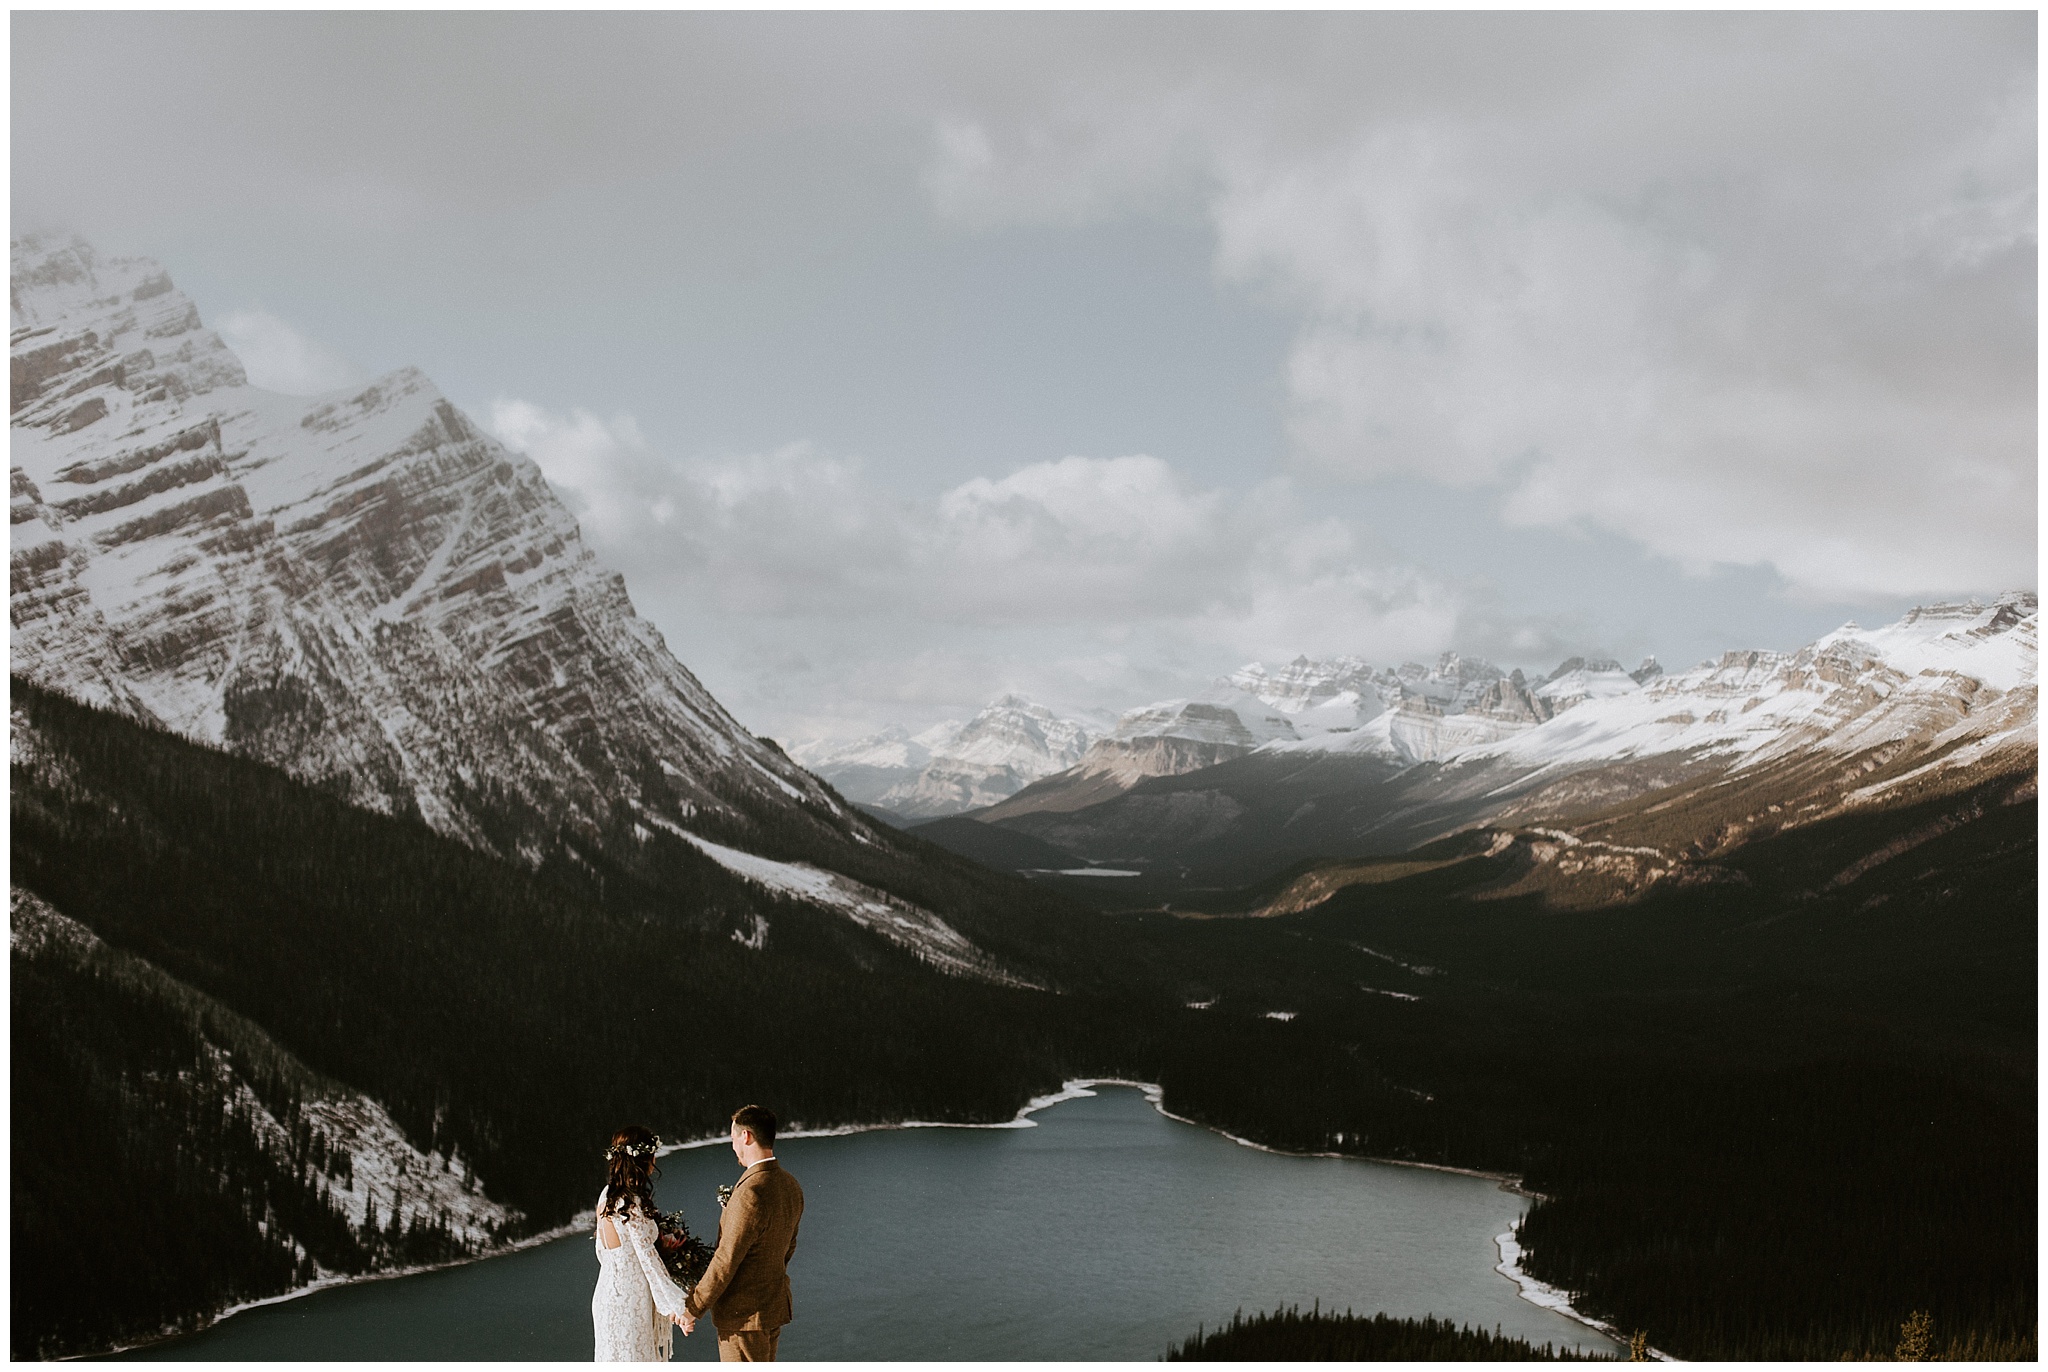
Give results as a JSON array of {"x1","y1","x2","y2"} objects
[
  {"x1": 9, "y1": 235, "x2": 903, "y2": 874},
  {"x1": 792, "y1": 693, "x2": 1097, "y2": 819},
  {"x1": 927, "y1": 596, "x2": 2036, "y2": 897},
  {"x1": 968, "y1": 649, "x2": 1660, "y2": 818}
]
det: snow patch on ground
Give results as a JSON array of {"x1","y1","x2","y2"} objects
[
  {"x1": 649, "y1": 816, "x2": 1037, "y2": 988},
  {"x1": 1496, "y1": 1228, "x2": 1671, "y2": 1360}
]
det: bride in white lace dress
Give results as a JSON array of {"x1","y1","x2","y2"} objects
[{"x1": 592, "y1": 1125, "x2": 693, "y2": 1362}]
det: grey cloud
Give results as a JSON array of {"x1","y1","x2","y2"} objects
[
  {"x1": 14, "y1": 13, "x2": 2030, "y2": 735},
  {"x1": 918, "y1": 13, "x2": 2037, "y2": 600},
  {"x1": 215, "y1": 309, "x2": 369, "y2": 395},
  {"x1": 485, "y1": 399, "x2": 1466, "y2": 734},
  {"x1": 490, "y1": 398, "x2": 1458, "y2": 645}
]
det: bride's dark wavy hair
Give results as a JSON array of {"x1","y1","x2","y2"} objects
[{"x1": 599, "y1": 1124, "x2": 662, "y2": 1219}]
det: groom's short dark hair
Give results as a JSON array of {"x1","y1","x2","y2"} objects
[{"x1": 732, "y1": 1104, "x2": 778, "y2": 1146}]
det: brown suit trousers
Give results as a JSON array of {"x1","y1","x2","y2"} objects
[
  {"x1": 718, "y1": 1328, "x2": 780, "y2": 1362},
  {"x1": 685, "y1": 1157, "x2": 804, "y2": 1352}
]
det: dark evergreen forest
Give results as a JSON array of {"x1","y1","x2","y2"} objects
[
  {"x1": 1165, "y1": 1306, "x2": 1607, "y2": 1360},
  {"x1": 10, "y1": 678, "x2": 2035, "y2": 1361}
]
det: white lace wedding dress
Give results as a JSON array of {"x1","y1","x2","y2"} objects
[{"x1": 591, "y1": 1187, "x2": 692, "y2": 1362}]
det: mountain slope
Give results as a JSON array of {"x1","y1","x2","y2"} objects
[
  {"x1": 10, "y1": 235, "x2": 1117, "y2": 977},
  {"x1": 979, "y1": 598, "x2": 2037, "y2": 893},
  {"x1": 794, "y1": 694, "x2": 1097, "y2": 819},
  {"x1": 978, "y1": 691, "x2": 1301, "y2": 820},
  {"x1": 8, "y1": 678, "x2": 1180, "y2": 1355},
  {"x1": 12, "y1": 886, "x2": 519, "y2": 1358},
  {"x1": 10, "y1": 235, "x2": 865, "y2": 863}
]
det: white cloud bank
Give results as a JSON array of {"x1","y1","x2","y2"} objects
[
  {"x1": 922, "y1": 13, "x2": 2036, "y2": 602},
  {"x1": 488, "y1": 399, "x2": 1463, "y2": 721},
  {"x1": 215, "y1": 308, "x2": 368, "y2": 395}
]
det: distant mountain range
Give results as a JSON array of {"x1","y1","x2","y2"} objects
[
  {"x1": 789, "y1": 694, "x2": 1098, "y2": 820},
  {"x1": 873, "y1": 598, "x2": 2037, "y2": 900}
]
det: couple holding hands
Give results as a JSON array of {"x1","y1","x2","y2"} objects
[{"x1": 592, "y1": 1105, "x2": 804, "y2": 1363}]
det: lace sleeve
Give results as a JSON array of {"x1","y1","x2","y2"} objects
[{"x1": 620, "y1": 1211, "x2": 691, "y2": 1321}]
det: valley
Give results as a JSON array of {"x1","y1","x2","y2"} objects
[{"x1": 11, "y1": 236, "x2": 2036, "y2": 1362}]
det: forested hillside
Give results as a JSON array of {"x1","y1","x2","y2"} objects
[
  {"x1": 8, "y1": 678, "x2": 1143, "y2": 1356},
  {"x1": 11, "y1": 677, "x2": 2035, "y2": 1360},
  {"x1": 1126, "y1": 775, "x2": 2037, "y2": 1360}
]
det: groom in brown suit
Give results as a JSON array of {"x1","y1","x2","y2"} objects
[{"x1": 680, "y1": 1105, "x2": 805, "y2": 1362}]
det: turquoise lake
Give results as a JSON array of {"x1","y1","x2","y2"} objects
[{"x1": 125, "y1": 1084, "x2": 1618, "y2": 1360}]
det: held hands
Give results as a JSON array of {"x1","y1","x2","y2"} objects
[{"x1": 674, "y1": 1312, "x2": 697, "y2": 1336}]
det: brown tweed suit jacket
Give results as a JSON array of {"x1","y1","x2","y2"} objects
[{"x1": 685, "y1": 1159, "x2": 804, "y2": 1332}]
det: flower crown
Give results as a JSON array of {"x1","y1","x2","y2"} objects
[{"x1": 606, "y1": 1138, "x2": 660, "y2": 1160}]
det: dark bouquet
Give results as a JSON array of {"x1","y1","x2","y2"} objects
[{"x1": 653, "y1": 1210, "x2": 714, "y2": 1290}]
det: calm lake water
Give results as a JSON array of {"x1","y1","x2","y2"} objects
[{"x1": 126, "y1": 1084, "x2": 1618, "y2": 1361}]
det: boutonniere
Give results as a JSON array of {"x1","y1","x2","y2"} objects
[{"x1": 716, "y1": 1183, "x2": 734, "y2": 1210}]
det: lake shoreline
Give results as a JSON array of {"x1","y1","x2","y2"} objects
[
  {"x1": 94, "y1": 1077, "x2": 1617, "y2": 1361},
  {"x1": 1494, "y1": 1229, "x2": 1672, "y2": 1362},
  {"x1": 82, "y1": 1215, "x2": 592, "y2": 1362}
]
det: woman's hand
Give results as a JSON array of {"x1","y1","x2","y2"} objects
[{"x1": 674, "y1": 1312, "x2": 697, "y2": 1335}]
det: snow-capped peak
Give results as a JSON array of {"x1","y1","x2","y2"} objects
[
  {"x1": 792, "y1": 694, "x2": 1099, "y2": 819},
  {"x1": 1227, "y1": 655, "x2": 1389, "y2": 737},
  {"x1": 11, "y1": 235, "x2": 847, "y2": 859},
  {"x1": 788, "y1": 724, "x2": 935, "y2": 773},
  {"x1": 1112, "y1": 691, "x2": 1299, "y2": 748},
  {"x1": 1532, "y1": 657, "x2": 1642, "y2": 712},
  {"x1": 1810, "y1": 593, "x2": 2035, "y2": 694},
  {"x1": 1442, "y1": 594, "x2": 2037, "y2": 782},
  {"x1": 944, "y1": 694, "x2": 1095, "y2": 771}
]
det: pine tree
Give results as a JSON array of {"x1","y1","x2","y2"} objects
[{"x1": 1894, "y1": 1311, "x2": 1932, "y2": 1362}]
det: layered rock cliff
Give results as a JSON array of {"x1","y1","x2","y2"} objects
[{"x1": 10, "y1": 236, "x2": 859, "y2": 862}]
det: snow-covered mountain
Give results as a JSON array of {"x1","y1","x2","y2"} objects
[
  {"x1": 789, "y1": 721, "x2": 958, "y2": 805},
  {"x1": 1464, "y1": 596, "x2": 2036, "y2": 790},
  {"x1": 987, "y1": 651, "x2": 1534, "y2": 817},
  {"x1": 795, "y1": 694, "x2": 1096, "y2": 819},
  {"x1": 976, "y1": 689, "x2": 1300, "y2": 820},
  {"x1": 11, "y1": 236, "x2": 856, "y2": 861},
  {"x1": 1227, "y1": 655, "x2": 1388, "y2": 734},
  {"x1": 9, "y1": 236, "x2": 1063, "y2": 989},
  {"x1": 963, "y1": 597, "x2": 2038, "y2": 890},
  {"x1": 1272, "y1": 597, "x2": 2037, "y2": 783}
]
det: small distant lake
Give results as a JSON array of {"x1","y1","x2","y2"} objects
[{"x1": 124, "y1": 1084, "x2": 1618, "y2": 1361}]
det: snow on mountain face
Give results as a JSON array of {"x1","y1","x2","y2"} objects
[
  {"x1": 796, "y1": 695, "x2": 1097, "y2": 819},
  {"x1": 1229, "y1": 655, "x2": 1368, "y2": 708},
  {"x1": 1372, "y1": 651, "x2": 1502, "y2": 710},
  {"x1": 13, "y1": 886, "x2": 521, "y2": 1260},
  {"x1": 974, "y1": 601, "x2": 2033, "y2": 893},
  {"x1": 1475, "y1": 594, "x2": 2036, "y2": 777},
  {"x1": 1532, "y1": 657, "x2": 1641, "y2": 712},
  {"x1": 1263, "y1": 601, "x2": 2035, "y2": 784},
  {"x1": 942, "y1": 693, "x2": 1094, "y2": 770},
  {"x1": 789, "y1": 723, "x2": 948, "y2": 774},
  {"x1": 980, "y1": 691, "x2": 1300, "y2": 810},
  {"x1": 1111, "y1": 692, "x2": 1299, "y2": 748},
  {"x1": 997, "y1": 654, "x2": 1527, "y2": 809},
  {"x1": 1243, "y1": 650, "x2": 1575, "y2": 765},
  {"x1": 648, "y1": 821, "x2": 1035, "y2": 986},
  {"x1": 10, "y1": 236, "x2": 853, "y2": 861},
  {"x1": 1229, "y1": 655, "x2": 1390, "y2": 736}
]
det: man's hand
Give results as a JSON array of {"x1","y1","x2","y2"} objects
[{"x1": 677, "y1": 1312, "x2": 697, "y2": 1336}]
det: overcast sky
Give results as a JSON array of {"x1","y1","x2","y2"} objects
[{"x1": 14, "y1": 12, "x2": 2036, "y2": 743}]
